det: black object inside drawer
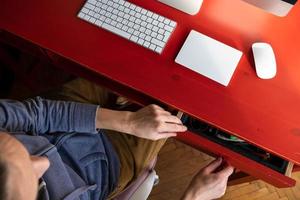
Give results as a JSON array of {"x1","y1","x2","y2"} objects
[{"x1": 181, "y1": 114, "x2": 290, "y2": 175}]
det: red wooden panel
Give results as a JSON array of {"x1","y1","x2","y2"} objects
[{"x1": 177, "y1": 131, "x2": 296, "y2": 188}]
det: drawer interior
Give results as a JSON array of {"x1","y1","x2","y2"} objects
[{"x1": 180, "y1": 114, "x2": 291, "y2": 175}]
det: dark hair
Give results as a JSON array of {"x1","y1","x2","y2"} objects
[{"x1": 0, "y1": 159, "x2": 8, "y2": 200}]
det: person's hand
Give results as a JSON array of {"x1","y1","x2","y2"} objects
[
  {"x1": 96, "y1": 104, "x2": 186, "y2": 140},
  {"x1": 127, "y1": 104, "x2": 187, "y2": 140},
  {"x1": 181, "y1": 158, "x2": 234, "y2": 200}
]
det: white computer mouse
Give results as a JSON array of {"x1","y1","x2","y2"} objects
[
  {"x1": 252, "y1": 42, "x2": 277, "y2": 79},
  {"x1": 158, "y1": 0, "x2": 203, "y2": 15}
]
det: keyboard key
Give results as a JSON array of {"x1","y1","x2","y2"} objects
[
  {"x1": 139, "y1": 26, "x2": 146, "y2": 32},
  {"x1": 113, "y1": 3, "x2": 119, "y2": 9},
  {"x1": 146, "y1": 11, "x2": 153, "y2": 17},
  {"x1": 163, "y1": 35, "x2": 169, "y2": 42},
  {"x1": 146, "y1": 18, "x2": 153, "y2": 23},
  {"x1": 144, "y1": 41, "x2": 150, "y2": 48},
  {"x1": 102, "y1": 4, "x2": 108, "y2": 10},
  {"x1": 78, "y1": 13, "x2": 85, "y2": 19},
  {"x1": 135, "y1": 12, "x2": 141, "y2": 18},
  {"x1": 164, "y1": 18, "x2": 170, "y2": 24},
  {"x1": 89, "y1": 17, "x2": 96, "y2": 23},
  {"x1": 133, "y1": 30, "x2": 140, "y2": 36},
  {"x1": 169, "y1": 21, "x2": 176, "y2": 27},
  {"x1": 129, "y1": 10, "x2": 136, "y2": 16},
  {"x1": 157, "y1": 34, "x2": 163, "y2": 40},
  {"x1": 145, "y1": 35, "x2": 151, "y2": 42},
  {"x1": 111, "y1": 14, "x2": 117, "y2": 20},
  {"x1": 153, "y1": 26, "x2": 159, "y2": 32},
  {"x1": 139, "y1": 33, "x2": 146, "y2": 39},
  {"x1": 135, "y1": 18, "x2": 142, "y2": 24},
  {"x1": 146, "y1": 24, "x2": 153, "y2": 29},
  {"x1": 124, "y1": 8, "x2": 130, "y2": 13},
  {"x1": 116, "y1": 23, "x2": 122, "y2": 29},
  {"x1": 151, "y1": 38, "x2": 164, "y2": 47},
  {"x1": 95, "y1": 20, "x2": 102, "y2": 26},
  {"x1": 124, "y1": 1, "x2": 130, "y2": 7},
  {"x1": 135, "y1": 6, "x2": 142, "y2": 13},
  {"x1": 158, "y1": 29, "x2": 165, "y2": 35},
  {"x1": 112, "y1": 9, "x2": 119, "y2": 15},
  {"x1": 129, "y1": 4, "x2": 136, "y2": 10},
  {"x1": 138, "y1": 39, "x2": 144, "y2": 45},
  {"x1": 128, "y1": 28, "x2": 134, "y2": 34},
  {"x1": 129, "y1": 16, "x2": 135, "y2": 22},
  {"x1": 85, "y1": 3, "x2": 95, "y2": 10},
  {"x1": 133, "y1": 24, "x2": 140, "y2": 30},
  {"x1": 83, "y1": 15, "x2": 90, "y2": 21},
  {"x1": 82, "y1": 7, "x2": 89, "y2": 14},
  {"x1": 102, "y1": 23, "x2": 131, "y2": 39},
  {"x1": 155, "y1": 47, "x2": 163, "y2": 53},
  {"x1": 158, "y1": 22, "x2": 164, "y2": 28},
  {"x1": 88, "y1": 0, "x2": 97, "y2": 5},
  {"x1": 111, "y1": 21, "x2": 117, "y2": 26},
  {"x1": 105, "y1": 18, "x2": 112, "y2": 24},
  {"x1": 149, "y1": 44, "x2": 156, "y2": 50},
  {"x1": 119, "y1": 5, "x2": 125, "y2": 12},
  {"x1": 128, "y1": 22, "x2": 134, "y2": 27},
  {"x1": 158, "y1": 16, "x2": 164, "y2": 22},
  {"x1": 122, "y1": 25, "x2": 129, "y2": 31},
  {"x1": 164, "y1": 25, "x2": 173, "y2": 32},
  {"x1": 151, "y1": 32, "x2": 157, "y2": 38},
  {"x1": 130, "y1": 35, "x2": 139, "y2": 42},
  {"x1": 152, "y1": 13, "x2": 159, "y2": 20},
  {"x1": 107, "y1": 6, "x2": 113, "y2": 12}
]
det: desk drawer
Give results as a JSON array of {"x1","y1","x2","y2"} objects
[{"x1": 177, "y1": 112, "x2": 295, "y2": 188}]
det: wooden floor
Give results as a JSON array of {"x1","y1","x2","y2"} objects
[{"x1": 149, "y1": 139, "x2": 300, "y2": 200}]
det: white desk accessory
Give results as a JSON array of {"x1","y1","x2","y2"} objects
[
  {"x1": 78, "y1": 0, "x2": 177, "y2": 54},
  {"x1": 175, "y1": 30, "x2": 243, "y2": 86},
  {"x1": 158, "y1": 0, "x2": 203, "y2": 15},
  {"x1": 252, "y1": 42, "x2": 277, "y2": 79}
]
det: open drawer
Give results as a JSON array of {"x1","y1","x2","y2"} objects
[{"x1": 176, "y1": 112, "x2": 296, "y2": 188}]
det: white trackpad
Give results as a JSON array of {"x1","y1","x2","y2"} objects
[{"x1": 175, "y1": 30, "x2": 243, "y2": 86}]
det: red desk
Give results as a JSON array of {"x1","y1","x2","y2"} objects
[{"x1": 1, "y1": 0, "x2": 300, "y2": 187}]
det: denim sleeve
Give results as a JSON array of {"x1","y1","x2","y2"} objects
[{"x1": 0, "y1": 97, "x2": 98, "y2": 135}]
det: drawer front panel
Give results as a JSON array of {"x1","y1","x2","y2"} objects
[{"x1": 177, "y1": 131, "x2": 295, "y2": 188}]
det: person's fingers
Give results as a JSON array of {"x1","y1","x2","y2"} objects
[
  {"x1": 156, "y1": 132, "x2": 178, "y2": 140},
  {"x1": 30, "y1": 156, "x2": 50, "y2": 178},
  {"x1": 157, "y1": 122, "x2": 187, "y2": 132},
  {"x1": 155, "y1": 110, "x2": 172, "y2": 116},
  {"x1": 148, "y1": 104, "x2": 164, "y2": 111},
  {"x1": 216, "y1": 165, "x2": 234, "y2": 178},
  {"x1": 202, "y1": 157, "x2": 223, "y2": 175},
  {"x1": 157, "y1": 115, "x2": 183, "y2": 124}
]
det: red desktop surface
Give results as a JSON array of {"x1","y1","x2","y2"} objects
[{"x1": 1, "y1": 0, "x2": 300, "y2": 167}]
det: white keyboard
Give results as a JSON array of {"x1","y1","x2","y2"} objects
[{"x1": 78, "y1": 0, "x2": 177, "y2": 54}]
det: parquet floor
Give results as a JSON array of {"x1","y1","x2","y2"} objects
[{"x1": 149, "y1": 139, "x2": 300, "y2": 200}]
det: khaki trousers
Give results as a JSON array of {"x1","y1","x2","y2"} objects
[{"x1": 43, "y1": 78, "x2": 166, "y2": 198}]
